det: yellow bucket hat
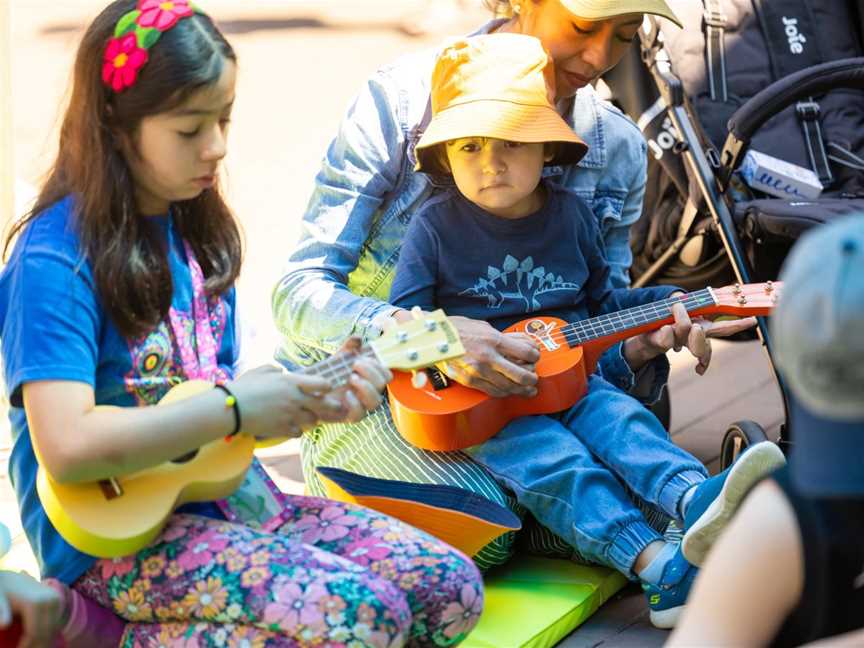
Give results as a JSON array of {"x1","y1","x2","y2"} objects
[
  {"x1": 414, "y1": 33, "x2": 588, "y2": 175},
  {"x1": 560, "y1": 0, "x2": 682, "y2": 27}
]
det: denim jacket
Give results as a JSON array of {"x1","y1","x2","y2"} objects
[{"x1": 273, "y1": 21, "x2": 667, "y2": 399}]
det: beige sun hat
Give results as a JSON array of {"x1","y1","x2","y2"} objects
[
  {"x1": 414, "y1": 33, "x2": 588, "y2": 175},
  {"x1": 560, "y1": 0, "x2": 682, "y2": 28}
]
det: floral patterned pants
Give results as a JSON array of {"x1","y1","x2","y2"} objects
[{"x1": 73, "y1": 496, "x2": 483, "y2": 647}]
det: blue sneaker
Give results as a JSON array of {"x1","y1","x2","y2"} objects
[
  {"x1": 641, "y1": 545, "x2": 698, "y2": 629},
  {"x1": 682, "y1": 441, "x2": 785, "y2": 566}
]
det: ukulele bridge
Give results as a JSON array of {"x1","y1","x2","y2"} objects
[{"x1": 98, "y1": 478, "x2": 124, "y2": 500}]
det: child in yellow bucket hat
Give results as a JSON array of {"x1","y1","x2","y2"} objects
[
  {"x1": 413, "y1": 33, "x2": 588, "y2": 179},
  {"x1": 390, "y1": 32, "x2": 785, "y2": 628}
]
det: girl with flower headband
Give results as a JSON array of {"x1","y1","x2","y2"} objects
[{"x1": 0, "y1": 1, "x2": 482, "y2": 646}]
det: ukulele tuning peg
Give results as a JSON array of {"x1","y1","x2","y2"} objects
[
  {"x1": 425, "y1": 320, "x2": 438, "y2": 332},
  {"x1": 737, "y1": 295, "x2": 747, "y2": 305},
  {"x1": 411, "y1": 370, "x2": 428, "y2": 389},
  {"x1": 733, "y1": 283, "x2": 742, "y2": 295},
  {"x1": 407, "y1": 350, "x2": 419, "y2": 362},
  {"x1": 411, "y1": 306, "x2": 423, "y2": 320},
  {"x1": 765, "y1": 281, "x2": 774, "y2": 293},
  {"x1": 438, "y1": 343, "x2": 449, "y2": 354}
]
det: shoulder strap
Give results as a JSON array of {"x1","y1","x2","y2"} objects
[
  {"x1": 217, "y1": 458, "x2": 290, "y2": 530},
  {"x1": 796, "y1": 99, "x2": 833, "y2": 187},
  {"x1": 752, "y1": 0, "x2": 831, "y2": 185},
  {"x1": 702, "y1": 0, "x2": 728, "y2": 102},
  {"x1": 752, "y1": 0, "x2": 824, "y2": 79}
]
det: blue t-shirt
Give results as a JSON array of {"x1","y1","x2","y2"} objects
[
  {"x1": 0, "y1": 196, "x2": 237, "y2": 583},
  {"x1": 389, "y1": 181, "x2": 677, "y2": 330}
]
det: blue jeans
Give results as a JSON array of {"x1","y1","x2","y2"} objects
[{"x1": 465, "y1": 375, "x2": 708, "y2": 578}]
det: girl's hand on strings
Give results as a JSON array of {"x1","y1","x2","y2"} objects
[
  {"x1": 332, "y1": 336, "x2": 393, "y2": 422},
  {"x1": 229, "y1": 365, "x2": 344, "y2": 439}
]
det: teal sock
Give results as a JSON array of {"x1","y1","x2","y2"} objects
[{"x1": 637, "y1": 541, "x2": 678, "y2": 586}]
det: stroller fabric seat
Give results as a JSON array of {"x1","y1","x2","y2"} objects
[{"x1": 734, "y1": 198, "x2": 864, "y2": 242}]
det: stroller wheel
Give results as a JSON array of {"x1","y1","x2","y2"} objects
[{"x1": 720, "y1": 420, "x2": 769, "y2": 471}]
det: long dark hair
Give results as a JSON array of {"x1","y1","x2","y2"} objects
[{"x1": 4, "y1": 0, "x2": 242, "y2": 339}]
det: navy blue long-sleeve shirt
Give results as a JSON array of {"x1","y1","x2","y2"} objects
[{"x1": 389, "y1": 181, "x2": 677, "y2": 331}]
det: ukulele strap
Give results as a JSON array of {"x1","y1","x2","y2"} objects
[
  {"x1": 171, "y1": 236, "x2": 289, "y2": 531},
  {"x1": 217, "y1": 459, "x2": 290, "y2": 531}
]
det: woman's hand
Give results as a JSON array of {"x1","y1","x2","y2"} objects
[
  {"x1": 433, "y1": 315, "x2": 540, "y2": 397},
  {"x1": 332, "y1": 336, "x2": 393, "y2": 422},
  {"x1": 229, "y1": 365, "x2": 345, "y2": 439},
  {"x1": 623, "y1": 293, "x2": 758, "y2": 375},
  {"x1": 0, "y1": 571, "x2": 63, "y2": 648}
]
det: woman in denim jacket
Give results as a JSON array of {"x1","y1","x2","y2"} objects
[{"x1": 273, "y1": 0, "x2": 728, "y2": 572}]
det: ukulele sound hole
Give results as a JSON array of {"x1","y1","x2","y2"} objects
[
  {"x1": 425, "y1": 367, "x2": 450, "y2": 391},
  {"x1": 171, "y1": 449, "x2": 200, "y2": 464}
]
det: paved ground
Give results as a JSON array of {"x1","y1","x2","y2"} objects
[{"x1": 1, "y1": 2, "x2": 787, "y2": 645}]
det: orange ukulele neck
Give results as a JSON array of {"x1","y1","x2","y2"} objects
[{"x1": 568, "y1": 285, "x2": 779, "y2": 372}]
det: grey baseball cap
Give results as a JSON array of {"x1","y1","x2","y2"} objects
[{"x1": 772, "y1": 216, "x2": 864, "y2": 496}]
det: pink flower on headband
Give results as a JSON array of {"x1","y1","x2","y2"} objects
[
  {"x1": 102, "y1": 33, "x2": 149, "y2": 93},
  {"x1": 137, "y1": 0, "x2": 194, "y2": 31}
]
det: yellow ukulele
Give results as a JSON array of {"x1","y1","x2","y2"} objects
[{"x1": 36, "y1": 309, "x2": 464, "y2": 558}]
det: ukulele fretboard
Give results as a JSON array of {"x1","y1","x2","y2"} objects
[
  {"x1": 559, "y1": 288, "x2": 716, "y2": 346},
  {"x1": 301, "y1": 348, "x2": 377, "y2": 387}
]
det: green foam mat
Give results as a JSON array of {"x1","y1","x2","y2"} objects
[{"x1": 463, "y1": 556, "x2": 627, "y2": 648}]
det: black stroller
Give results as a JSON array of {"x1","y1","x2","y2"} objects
[{"x1": 602, "y1": 0, "x2": 864, "y2": 468}]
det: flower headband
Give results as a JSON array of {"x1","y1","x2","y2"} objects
[{"x1": 102, "y1": 1, "x2": 203, "y2": 93}]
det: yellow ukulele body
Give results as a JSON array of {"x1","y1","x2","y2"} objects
[
  {"x1": 35, "y1": 310, "x2": 465, "y2": 558},
  {"x1": 36, "y1": 380, "x2": 256, "y2": 558}
]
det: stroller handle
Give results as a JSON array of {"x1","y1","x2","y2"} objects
[{"x1": 718, "y1": 57, "x2": 864, "y2": 188}]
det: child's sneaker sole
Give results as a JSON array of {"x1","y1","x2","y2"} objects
[
  {"x1": 682, "y1": 441, "x2": 785, "y2": 566},
  {"x1": 650, "y1": 604, "x2": 685, "y2": 629}
]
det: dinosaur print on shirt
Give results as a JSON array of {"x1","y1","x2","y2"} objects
[{"x1": 459, "y1": 254, "x2": 581, "y2": 312}]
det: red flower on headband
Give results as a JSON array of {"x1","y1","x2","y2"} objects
[
  {"x1": 137, "y1": 0, "x2": 194, "y2": 31},
  {"x1": 102, "y1": 33, "x2": 149, "y2": 93}
]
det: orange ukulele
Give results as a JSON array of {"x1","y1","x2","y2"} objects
[{"x1": 388, "y1": 282, "x2": 781, "y2": 451}]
